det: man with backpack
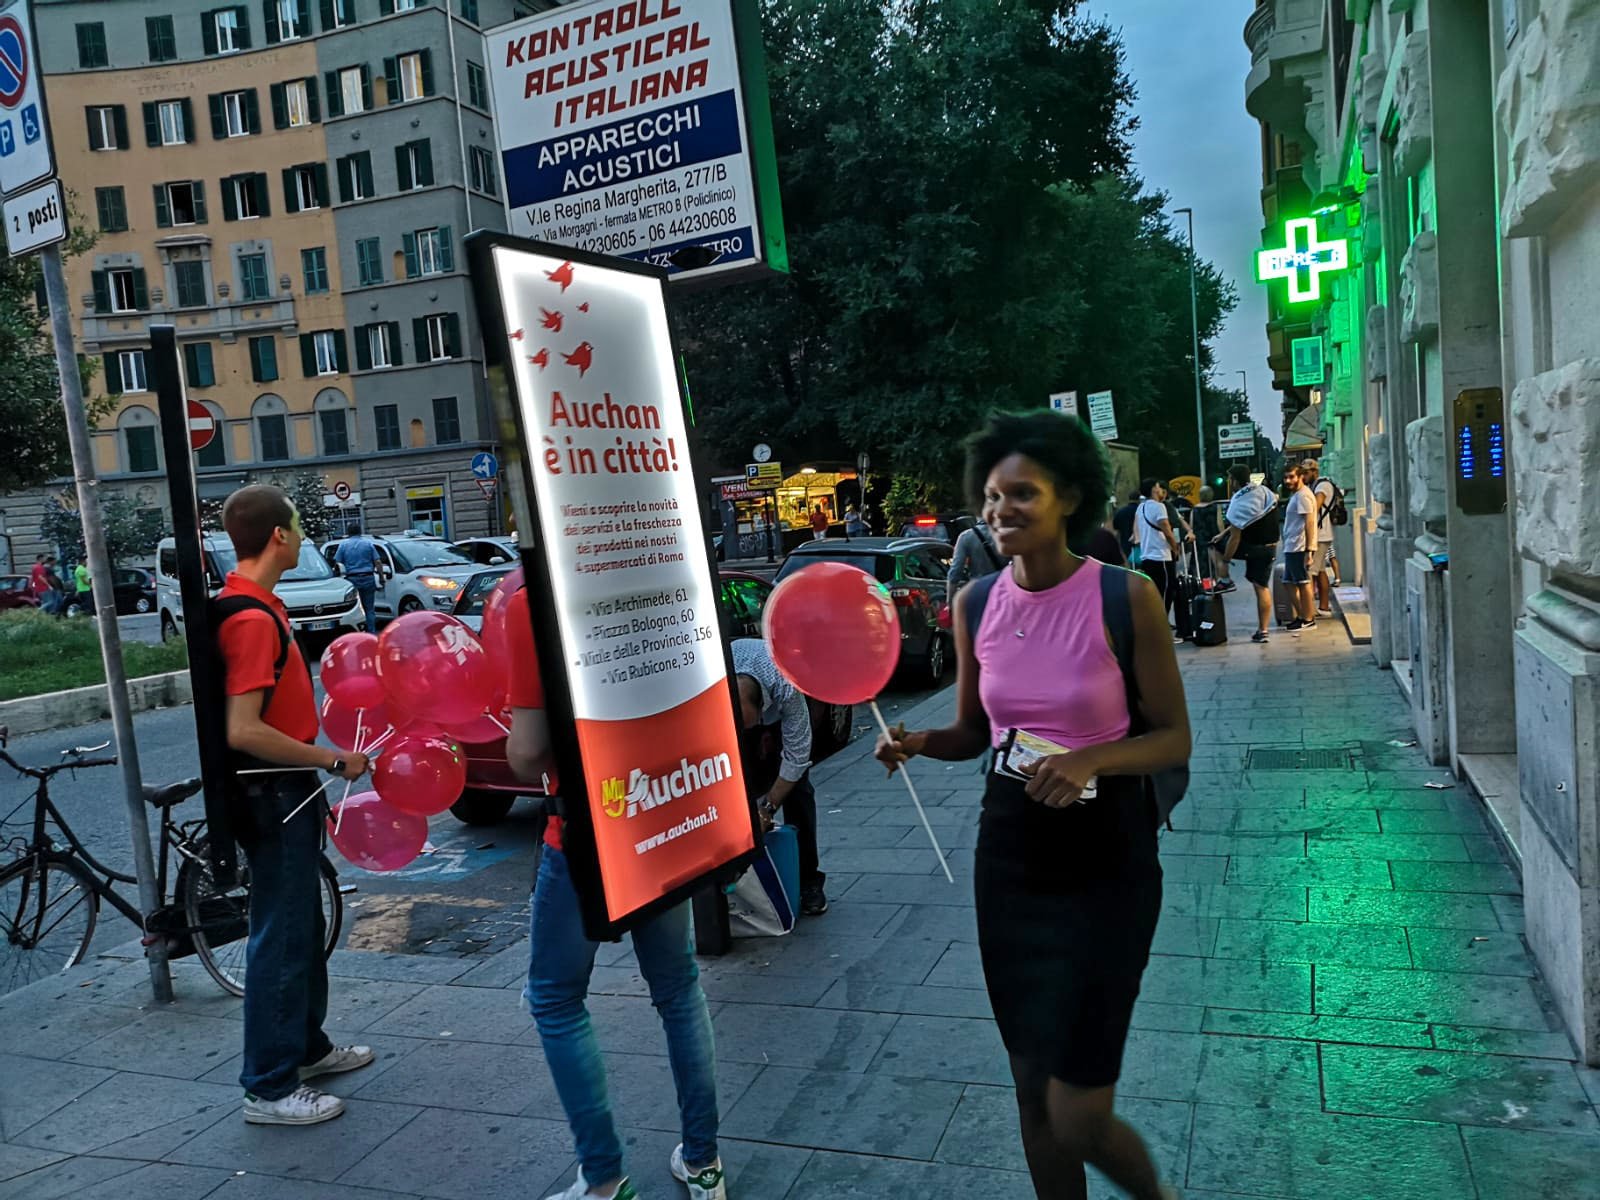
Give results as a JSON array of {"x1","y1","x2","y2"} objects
[
  {"x1": 947, "y1": 520, "x2": 1008, "y2": 600},
  {"x1": 1302, "y1": 459, "x2": 1341, "y2": 616},
  {"x1": 215, "y1": 485, "x2": 373, "y2": 1126},
  {"x1": 1216, "y1": 464, "x2": 1280, "y2": 644}
]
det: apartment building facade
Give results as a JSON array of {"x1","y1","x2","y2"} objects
[
  {"x1": 14, "y1": 0, "x2": 545, "y2": 559},
  {"x1": 1245, "y1": 0, "x2": 1600, "y2": 1063}
]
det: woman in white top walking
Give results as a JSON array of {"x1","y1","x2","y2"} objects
[{"x1": 1134, "y1": 478, "x2": 1182, "y2": 642}]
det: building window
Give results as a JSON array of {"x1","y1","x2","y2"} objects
[
  {"x1": 212, "y1": 8, "x2": 247, "y2": 54},
  {"x1": 388, "y1": 51, "x2": 430, "y2": 103},
  {"x1": 422, "y1": 313, "x2": 461, "y2": 361},
  {"x1": 391, "y1": 0, "x2": 419, "y2": 12},
  {"x1": 459, "y1": 0, "x2": 479, "y2": 23},
  {"x1": 87, "y1": 106, "x2": 127, "y2": 151},
  {"x1": 356, "y1": 237, "x2": 383, "y2": 286},
  {"x1": 95, "y1": 188, "x2": 127, "y2": 233},
  {"x1": 325, "y1": 0, "x2": 356, "y2": 29},
  {"x1": 374, "y1": 404, "x2": 401, "y2": 451},
  {"x1": 117, "y1": 351, "x2": 149, "y2": 394},
  {"x1": 258, "y1": 413, "x2": 290, "y2": 461},
  {"x1": 274, "y1": 79, "x2": 316, "y2": 128},
  {"x1": 158, "y1": 101, "x2": 188, "y2": 145},
  {"x1": 466, "y1": 61, "x2": 488, "y2": 109},
  {"x1": 311, "y1": 330, "x2": 343, "y2": 376},
  {"x1": 432, "y1": 398, "x2": 462, "y2": 445},
  {"x1": 302, "y1": 247, "x2": 329, "y2": 294},
  {"x1": 223, "y1": 173, "x2": 270, "y2": 220},
  {"x1": 77, "y1": 23, "x2": 108, "y2": 68},
  {"x1": 405, "y1": 226, "x2": 452, "y2": 277},
  {"x1": 367, "y1": 323, "x2": 396, "y2": 369},
  {"x1": 238, "y1": 252, "x2": 270, "y2": 301},
  {"x1": 337, "y1": 151, "x2": 375, "y2": 202},
  {"x1": 250, "y1": 336, "x2": 279, "y2": 383},
  {"x1": 174, "y1": 261, "x2": 209, "y2": 308},
  {"x1": 284, "y1": 163, "x2": 328, "y2": 212},
  {"x1": 222, "y1": 90, "x2": 256, "y2": 138},
  {"x1": 109, "y1": 269, "x2": 142, "y2": 313},
  {"x1": 183, "y1": 342, "x2": 216, "y2": 387},
  {"x1": 146, "y1": 16, "x2": 177, "y2": 62},
  {"x1": 396, "y1": 139, "x2": 433, "y2": 191},
  {"x1": 268, "y1": 0, "x2": 308, "y2": 43},
  {"x1": 336, "y1": 65, "x2": 368, "y2": 115},
  {"x1": 320, "y1": 409, "x2": 351, "y2": 457},
  {"x1": 155, "y1": 180, "x2": 207, "y2": 227},
  {"x1": 126, "y1": 426, "x2": 159, "y2": 474},
  {"x1": 469, "y1": 146, "x2": 498, "y2": 197}
]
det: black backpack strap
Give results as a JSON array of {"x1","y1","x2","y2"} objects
[
  {"x1": 212, "y1": 595, "x2": 291, "y2": 714},
  {"x1": 1098, "y1": 565, "x2": 1182, "y2": 831},
  {"x1": 960, "y1": 568, "x2": 1004, "y2": 639}
]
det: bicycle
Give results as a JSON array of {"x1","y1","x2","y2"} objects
[{"x1": 0, "y1": 725, "x2": 342, "y2": 998}]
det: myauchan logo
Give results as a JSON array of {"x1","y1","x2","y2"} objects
[{"x1": 602, "y1": 751, "x2": 734, "y2": 819}]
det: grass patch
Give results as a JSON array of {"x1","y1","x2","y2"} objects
[{"x1": 0, "y1": 610, "x2": 188, "y2": 702}]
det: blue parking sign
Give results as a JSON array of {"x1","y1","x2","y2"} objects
[
  {"x1": 20, "y1": 103, "x2": 38, "y2": 144},
  {"x1": 0, "y1": 121, "x2": 12, "y2": 157}
]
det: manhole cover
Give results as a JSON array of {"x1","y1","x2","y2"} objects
[{"x1": 1248, "y1": 748, "x2": 1357, "y2": 770}]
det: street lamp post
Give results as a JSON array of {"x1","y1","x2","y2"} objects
[{"x1": 1174, "y1": 207, "x2": 1208, "y2": 486}]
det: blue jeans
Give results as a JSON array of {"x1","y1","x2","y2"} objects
[
  {"x1": 524, "y1": 847, "x2": 719, "y2": 1183},
  {"x1": 237, "y1": 775, "x2": 332, "y2": 1100},
  {"x1": 349, "y1": 575, "x2": 378, "y2": 633}
]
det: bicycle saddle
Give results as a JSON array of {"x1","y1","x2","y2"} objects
[{"x1": 144, "y1": 778, "x2": 203, "y2": 808}]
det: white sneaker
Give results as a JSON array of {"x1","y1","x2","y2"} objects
[
  {"x1": 242, "y1": 1084, "x2": 345, "y2": 1125},
  {"x1": 543, "y1": 1172, "x2": 639, "y2": 1200},
  {"x1": 670, "y1": 1143, "x2": 727, "y2": 1200},
  {"x1": 301, "y1": 1044, "x2": 375, "y2": 1081}
]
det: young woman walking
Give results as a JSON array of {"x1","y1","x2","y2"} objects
[{"x1": 877, "y1": 410, "x2": 1190, "y2": 1200}]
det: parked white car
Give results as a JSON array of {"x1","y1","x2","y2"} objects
[
  {"x1": 156, "y1": 534, "x2": 363, "y2": 650},
  {"x1": 321, "y1": 533, "x2": 484, "y2": 622},
  {"x1": 449, "y1": 536, "x2": 519, "y2": 567}
]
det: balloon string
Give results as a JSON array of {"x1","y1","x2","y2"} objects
[
  {"x1": 489, "y1": 712, "x2": 511, "y2": 735},
  {"x1": 281, "y1": 777, "x2": 333, "y2": 825},
  {"x1": 365, "y1": 726, "x2": 397, "y2": 755},
  {"x1": 868, "y1": 699, "x2": 953, "y2": 883}
]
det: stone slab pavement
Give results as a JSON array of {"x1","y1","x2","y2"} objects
[{"x1": 3, "y1": 589, "x2": 1599, "y2": 1199}]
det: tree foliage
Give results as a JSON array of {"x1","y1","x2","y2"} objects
[
  {"x1": 39, "y1": 492, "x2": 166, "y2": 569},
  {"x1": 678, "y1": 0, "x2": 1236, "y2": 500}
]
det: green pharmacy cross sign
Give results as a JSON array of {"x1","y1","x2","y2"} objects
[{"x1": 1257, "y1": 218, "x2": 1349, "y2": 304}]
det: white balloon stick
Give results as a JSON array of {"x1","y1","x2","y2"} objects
[{"x1": 869, "y1": 699, "x2": 954, "y2": 883}]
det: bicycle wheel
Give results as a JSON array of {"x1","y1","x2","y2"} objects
[
  {"x1": 0, "y1": 854, "x2": 100, "y2": 996},
  {"x1": 179, "y1": 841, "x2": 343, "y2": 998}
]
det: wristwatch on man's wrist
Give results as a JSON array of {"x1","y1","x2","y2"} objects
[
  {"x1": 329, "y1": 757, "x2": 346, "y2": 775},
  {"x1": 758, "y1": 800, "x2": 777, "y2": 820}
]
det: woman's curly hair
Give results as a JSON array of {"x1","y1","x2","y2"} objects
[{"x1": 963, "y1": 409, "x2": 1114, "y2": 546}]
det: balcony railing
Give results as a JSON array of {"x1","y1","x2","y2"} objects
[{"x1": 1245, "y1": 1, "x2": 1276, "y2": 63}]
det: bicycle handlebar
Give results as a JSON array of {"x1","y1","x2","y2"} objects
[{"x1": 0, "y1": 748, "x2": 119, "y2": 780}]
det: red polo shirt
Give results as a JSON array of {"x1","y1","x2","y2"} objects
[
  {"x1": 217, "y1": 572, "x2": 319, "y2": 744},
  {"x1": 504, "y1": 588, "x2": 562, "y2": 850}
]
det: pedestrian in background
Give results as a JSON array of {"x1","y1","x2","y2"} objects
[
  {"x1": 877, "y1": 408, "x2": 1189, "y2": 1200},
  {"x1": 216, "y1": 485, "x2": 373, "y2": 1126},
  {"x1": 71, "y1": 559, "x2": 94, "y2": 616},
  {"x1": 809, "y1": 504, "x2": 830, "y2": 540},
  {"x1": 948, "y1": 519, "x2": 1008, "y2": 603},
  {"x1": 1301, "y1": 458, "x2": 1336, "y2": 616},
  {"x1": 1133, "y1": 479, "x2": 1182, "y2": 640},
  {"x1": 1112, "y1": 490, "x2": 1140, "y2": 561},
  {"x1": 333, "y1": 521, "x2": 384, "y2": 634},
  {"x1": 503, "y1": 586, "x2": 727, "y2": 1200},
  {"x1": 1190, "y1": 487, "x2": 1225, "y2": 584},
  {"x1": 29, "y1": 554, "x2": 58, "y2": 615},
  {"x1": 844, "y1": 504, "x2": 866, "y2": 538},
  {"x1": 1280, "y1": 463, "x2": 1318, "y2": 632},
  {"x1": 1217, "y1": 464, "x2": 1279, "y2": 643}
]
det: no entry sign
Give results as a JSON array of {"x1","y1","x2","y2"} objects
[{"x1": 187, "y1": 399, "x2": 216, "y2": 450}]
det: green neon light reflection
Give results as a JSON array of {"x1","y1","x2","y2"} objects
[{"x1": 1256, "y1": 218, "x2": 1350, "y2": 305}]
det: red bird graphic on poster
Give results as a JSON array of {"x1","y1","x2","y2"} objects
[
  {"x1": 509, "y1": 328, "x2": 524, "y2": 341},
  {"x1": 546, "y1": 261, "x2": 575, "y2": 291},
  {"x1": 528, "y1": 349, "x2": 550, "y2": 370},
  {"x1": 578, "y1": 303, "x2": 590, "y2": 313},
  {"x1": 540, "y1": 308, "x2": 564, "y2": 333},
  {"x1": 563, "y1": 342, "x2": 594, "y2": 377}
]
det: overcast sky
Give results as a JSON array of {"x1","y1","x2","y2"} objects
[{"x1": 1088, "y1": 1, "x2": 1278, "y2": 436}]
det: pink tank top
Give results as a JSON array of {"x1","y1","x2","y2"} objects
[{"x1": 974, "y1": 559, "x2": 1131, "y2": 750}]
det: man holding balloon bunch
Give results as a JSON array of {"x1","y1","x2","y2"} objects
[{"x1": 214, "y1": 486, "x2": 375, "y2": 1126}]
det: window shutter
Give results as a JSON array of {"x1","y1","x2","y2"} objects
[
  {"x1": 336, "y1": 156, "x2": 353, "y2": 203},
  {"x1": 419, "y1": 49, "x2": 434, "y2": 96},
  {"x1": 445, "y1": 314, "x2": 461, "y2": 359},
  {"x1": 358, "y1": 153, "x2": 374, "y2": 196},
  {"x1": 104, "y1": 353, "x2": 123, "y2": 394},
  {"x1": 249, "y1": 337, "x2": 263, "y2": 380},
  {"x1": 333, "y1": 330, "x2": 349, "y2": 373},
  {"x1": 380, "y1": 0, "x2": 394, "y2": 13},
  {"x1": 113, "y1": 106, "x2": 128, "y2": 148},
  {"x1": 394, "y1": 144, "x2": 412, "y2": 192},
  {"x1": 361, "y1": 65, "x2": 373, "y2": 110},
  {"x1": 183, "y1": 343, "x2": 201, "y2": 386},
  {"x1": 282, "y1": 168, "x2": 299, "y2": 214},
  {"x1": 412, "y1": 317, "x2": 427, "y2": 360},
  {"x1": 192, "y1": 181, "x2": 208, "y2": 224},
  {"x1": 263, "y1": 0, "x2": 280, "y2": 43},
  {"x1": 314, "y1": 162, "x2": 330, "y2": 208},
  {"x1": 132, "y1": 270, "x2": 149, "y2": 310},
  {"x1": 324, "y1": 71, "x2": 343, "y2": 118},
  {"x1": 320, "y1": 0, "x2": 335, "y2": 27},
  {"x1": 153, "y1": 184, "x2": 172, "y2": 228},
  {"x1": 86, "y1": 107, "x2": 102, "y2": 150},
  {"x1": 402, "y1": 231, "x2": 418, "y2": 278},
  {"x1": 387, "y1": 321, "x2": 403, "y2": 365},
  {"x1": 198, "y1": 344, "x2": 216, "y2": 387},
  {"x1": 417, "y1": 139, "x2": 433, "y2": 187},
  {"x1": 92, "y1": 271, "x2": 110, "y2": 314},
  {"x1": 438, "y1": 226, "x2": 453, "y2": 271},
  {"x1": 221, "y1": 177, "x2": 239, "y2": 221},
  {"x1": 306, "y1": 80, "x2": 321, "y2": 123},
  {"x1": 201, "y1": 11, "x2": 218, "y2": 55},
  {"x1": 143, "y1": 102, "x2": 160, "y2": 147},
  {"x1": 300, "y1": 334, "x2": 317, "y2": 378},
  {"x1": 208, "y1": 94, "x2": 225, "y2": 139},
  {"x1": 254, "y1": 173, "x2": 272, "y2": 217},
  {"x1": 245, "y1": 89, "x2": 261, "y2": 134},
  {"x1": 234, "y1": 6, "x2": 253, "y2": 48},
  {"x1": 383, "y1": 56, "x2": 399, "y2": 104},
  {"x1": 180, "y1": 99, "x2": 194, "y2": 142},
  {"x1": 270, "y1": 83, "x2": 288, "y2": 129},
  {"x1": 354, "y1": 325, "x2": 373, "y2": 370}
]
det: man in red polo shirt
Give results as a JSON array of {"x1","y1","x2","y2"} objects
[
  {"x1": 502, "y1": 586, "x2": 727, "y2": 1200},
  {"x1": 217, "y1": 485, "x2": 373, "y2": 1127}
]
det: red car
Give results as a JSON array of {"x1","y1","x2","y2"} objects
[
  {"x1": 446, "y1": 568, "x2": 853, "y2": 825},
  {"x1": 0, "y1": 576, "x2": 42, "y2": 611}
]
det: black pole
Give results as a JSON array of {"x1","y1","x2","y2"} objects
[
  {"x1": 151, "y1": 326, "x2": 238, "y2": 886},
  {"x1": 764, "y1": 493, "x2": 775, "y2": 563}
]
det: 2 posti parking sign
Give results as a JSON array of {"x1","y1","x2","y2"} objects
[{"x1": 483, "y1": 0, "x2": 786, "y2": 284}]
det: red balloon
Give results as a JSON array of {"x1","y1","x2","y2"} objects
[
  {"x1": 374, "y1": 736, "x2": 467, "y2": 817},
  {"x1": 480, "y1": 567, "x2": 525, "y2": 673},
  {"x1": 439, "y1": 703, "x2": 513, "y2": 745},
  {"x1": 320, "y1": 693, "x2": 402, "y2": 753},
  {"x1": 762, "y1": 562, "x2": 901, "y2": 705},
  {"x1": 327, "y1": 791, "x2": 427, "y2": 872},
  {"x1": 376, "y1": 611, "x2": 500, "y2": 726},
  {"x1": 320, "y1": 633, "x2": 387, "y2": 710}
]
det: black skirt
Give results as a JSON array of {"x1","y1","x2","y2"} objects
[{"x1": 974, "y1": 771, "x2": 1162, "y2": 1087}]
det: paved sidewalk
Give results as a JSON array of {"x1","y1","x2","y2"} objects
[{"x1": 3, "y1": 590, "x2": 1599, "y2": 1199}]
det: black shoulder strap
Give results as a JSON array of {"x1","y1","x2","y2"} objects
[
  {"x1": 960, "y1": 568, "x2": 1004, "y2": 638},
  {"x1": 212, "y1": 595, "x2": 291, "y2": 713},
  {"x1": 1099, "y1": 564, "x2": 1137, "y2": 682}
]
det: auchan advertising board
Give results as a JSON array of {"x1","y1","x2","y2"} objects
[{"x1": 469, "y1": 232, "x2": 754, "y2": 934}]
